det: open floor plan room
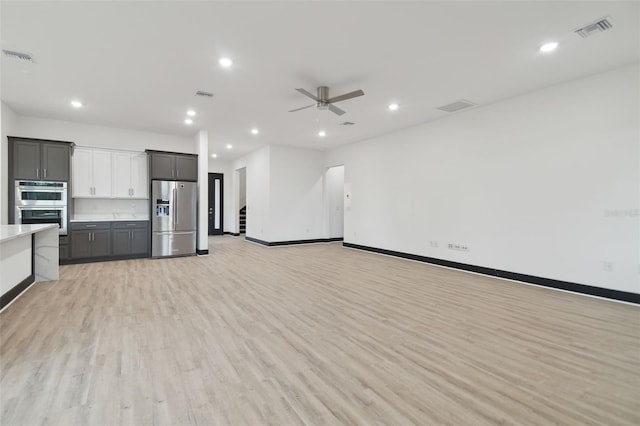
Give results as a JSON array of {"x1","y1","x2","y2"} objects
[{"x1": 1, "y1": 237, "x2": 638, "y2": 425}]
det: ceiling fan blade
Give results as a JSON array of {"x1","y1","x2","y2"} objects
[
  {"x1": 328, "y1": 104, "x2": 346, "y2": 116},
  {"x1": 295, "y1": 88, "x2": 319, "y2": 101},
  {"x1": 288, "y1": 103, "x2": 316, "y2": 113},
  {"x1": 327, "y1": 89, "x2": 364, "y2": 104}
]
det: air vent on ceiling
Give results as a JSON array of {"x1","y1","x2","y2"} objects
[
  {"x1": 340, "y1": 121, "x2": 355, "y2": 126},
  {"x1": 574, "y1": 17, "x2": 613, "y2": 38},
  {"x1": 195, "y1": 90, "x2": 214, "y2": 98},
  {"x1": 436, "y1": 99, "x2": 476, "y2": 113},
  {"x1": 2, "y1": 49, "x2": 34, "y2": 62}
]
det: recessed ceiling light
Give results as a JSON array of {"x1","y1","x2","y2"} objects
[
  {"x1": 226, "y1": 144, "x2": 233, "y2": 149},
  {"x1": 388, "y1": 103, "x2": 399, "y2": 111},
  {"x1": 187, "y1": 110, "x2": 196, "y2": 117},
  {"x1": 184, "y1": 118, "x2": 193, "y2": 125},
  {"x1": 211, "y1": 153, "x2": 218, "y2": 158},
  {"x1": 318, "y1": 130, "x2": 326, "y2": 137},
  {"x1": 251, "y1": 128, "x2": 259, "y2": 135},
  {"x1": 70, "y1": 100, "x2": 82, "y2": 108},
  {"x1": 219, "y1": 57, "x2": 233, "y2": 67},
  {"x1": 539, "y1": 42, "x2": 558, "y2": 53}
]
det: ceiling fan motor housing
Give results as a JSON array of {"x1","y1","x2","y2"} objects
[{"x1": 317, "y1": 86, "x2": 329, "y2": 109}]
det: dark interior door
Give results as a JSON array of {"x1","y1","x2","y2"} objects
[{"x1": 208, "y1": 173, "x2": 223, "y2": 235}]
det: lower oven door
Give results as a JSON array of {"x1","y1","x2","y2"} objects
[{"x1": 16, "y1": 206, "x2": 67, "y2": 235}]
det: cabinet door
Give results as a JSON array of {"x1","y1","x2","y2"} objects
[
  {"x1": 175, "y1": 155, "x2": 198, "y2": 181},
  {"x1": 72, "y1": 148, "x2": 94, "y2": 197},
  {"x1": 42, "y1": 143, "x2": 70, "y2": 181},
  {"x1": 131, "y1": 228, "x2": 149, "y2": 255},
  {"x1": 112, "y1": 152, "x2": 132, "y2": 198},
  {"x1": 150, "y1": 153, "x2": 175, "y2": 180},
  {"x1": 59, "y1": 244, "x2": 70, "y2": 261},
  {"x1": 13, "y1": 140, "x2": 41, "y2": 180},
  {"x1": 112, "y1": 229, "x2": 132, "y2": 255},
  {"x1": 92, "y1": 230, "x2": 111, "y2": 257},
  {"x1": 130, "y1": 153, "x2": 148, "y2": 198},
  {"x1": 92, "y1": 150, "x2": 112, "y2": 197},
  {"x1": 70, "y1": 231, "x2": 92, "y2": 258}
]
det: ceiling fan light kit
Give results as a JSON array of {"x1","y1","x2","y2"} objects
[{"x1": 289, "y1": 85, "x2": 365, "y2": 116}]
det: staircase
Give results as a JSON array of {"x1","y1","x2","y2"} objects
[{"x1": 239, "y1": 206, "x2": 246, "y2": 234}]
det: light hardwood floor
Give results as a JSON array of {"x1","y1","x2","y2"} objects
[{"x1": 1, "y1": 236, "x2": 639, "y2": 425}]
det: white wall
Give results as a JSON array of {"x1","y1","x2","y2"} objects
[
  {"x1": 326, "y1": 64, "x2": 639, "y2": 294},
  {"x1": 1, "y1": 102, "x2": 19, "y2": 224},
  {"x1": 269, "y1": 146, "x2": 324, "y2": 242},
  {"x1": 13, "y1": 116, "x2": 195, "y2": 153},
  {"x1": 324, "y1": 165, "x2": 344, "y2": 239}
]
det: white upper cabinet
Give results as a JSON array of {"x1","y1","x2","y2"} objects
[
  {"x1": 112, "y1": 151, "x2": 148, "y2": 199},
  {"x1": 72, "y1": 148, "x2": 148, "y2": 199},
  {"x1": 72, "y1": 148, "x2": 112, "y2": 198}
]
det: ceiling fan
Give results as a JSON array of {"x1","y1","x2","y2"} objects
[{"x1": 289, "y1": 86, "x2": 364, "y2": 116}]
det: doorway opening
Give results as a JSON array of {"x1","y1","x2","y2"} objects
[
  {"x1": 208, "y1": 173, "x2": 223, "y2": 235},
  {"x1": 324, "y1": 165, "x2": 344, "y2": 239},
  {"x1": 236, "y1": 167, "x2": 247, "y2": 235}
]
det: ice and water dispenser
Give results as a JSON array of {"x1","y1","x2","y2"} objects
[{"x1": 155, "y1": 199, "x2": 170, "y2": 217}]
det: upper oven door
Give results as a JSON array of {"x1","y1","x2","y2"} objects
[{"x1": 15, "y1": 181, "x2": 67, "y2": 206}]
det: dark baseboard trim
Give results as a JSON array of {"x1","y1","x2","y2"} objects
[
  {"x1": 196, "y1": 249, "x2": 209, "y2": 255},
  {"x1": 343, "y1": 242, "x2": 640, "y2": 305},
  {"x1": 0, "y1": 274, "x2": 35, "y2": 310},
  {"x1": 246, "y1": 236, "x2": 344, "y2": 247},
  {"x1": 224, "y1": 232, "x2": 241, "y2": 236}
]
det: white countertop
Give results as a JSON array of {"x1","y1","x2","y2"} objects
[
  {"x1": 70, "y1": 213, "x2": 149, "y2": 222},
  {"x1": 0, "y1": 224, "x2": 59, "y2": 244}
]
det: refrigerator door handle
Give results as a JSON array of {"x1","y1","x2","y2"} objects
[{"x1": 174, "y1": 186, "x2": 179, "y2": 226}]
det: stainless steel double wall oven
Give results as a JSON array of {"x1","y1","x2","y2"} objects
[{"x1": 14, "y1": 180, "x2": 68, "y2": 235}]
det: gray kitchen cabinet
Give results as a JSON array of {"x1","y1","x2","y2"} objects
[
  {"x1": 70, "y1": 222, "x2": 111, "y2": 259},
  {"x1": 148, "y1": 151, "x2": 197, "y2": 181},
  {"x1": 69, "y1": 221, "x2": 149, "y2": 262},
  {"x1": 70, "y1": 231, "x2": 92, "y2": 259},
  {"x1": 150, "y1": 153, "x2": 174, "y2": 180},
  {"x1": 175, "y1": 155, "x2": 198, "y2": 181},
  {"x1": 42, "y1": 143, "x2": 71, "y2": 181},
  {"x1": 10, "y1": 138, "x2": 71, "y2": 181},
  {"x1": 12, "y1": 140, "x2": 41, "y2": 179},
  {"x1": 112, "y1": 221, "x2": 149, "y2": 256},
  {"x1": 59, "y1": 236, "x2": 70, "y2": 261}
]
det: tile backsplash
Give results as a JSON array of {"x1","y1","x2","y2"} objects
[{"x1": 73, "y1": 199, "x2": 148, "y2": 216}]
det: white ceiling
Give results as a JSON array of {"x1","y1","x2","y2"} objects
[{"x1": 2, "y1": 1, "x2": 638, "y2": 161}]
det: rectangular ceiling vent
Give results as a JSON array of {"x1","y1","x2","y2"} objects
[
  {"x1": 2, "y1": 49, "x2": 34, "y2": 62},
  {"x1": 574, "y1": 17, "x2": 613, "y2": 38},
  {"x1": 436, "y1": 99, "x2": 476, "y2": 113},
  {"x1": 195, "y1": 90, "x2": 214, "y2": 98}
]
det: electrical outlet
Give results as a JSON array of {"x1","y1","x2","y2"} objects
[
  {"x1": 430, "y1": 241, "x2": 438, "y2": 248},
  {"x1": 448, "y1": 243, "x2": 469, "y2": 252},
  {"x1": 603, "y1": 261, "x2": 613, "y2": 272}
]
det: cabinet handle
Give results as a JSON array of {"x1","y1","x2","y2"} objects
[
  {"x1": 44, "y1": 169, "x2": 47, "y2": 178},
  {"x1": 86, "y1": 224, "x2": 97, "y2": 227},
  {"x1": 36, "y1": 168, "x2": 39, "y2": 178},
  {"x1": 172, "y1": 169, "x2": 174, "y2": 178},
  {"x1": 176, "y1": 169, "x2": 179, "y2": 178}
]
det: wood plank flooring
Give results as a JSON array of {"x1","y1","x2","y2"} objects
[{"x1": 1, "y1": 236, "x2": 639, "y2": 425}]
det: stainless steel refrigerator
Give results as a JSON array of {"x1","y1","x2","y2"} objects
[{"x1": 152, "y1": 180, "x2": 197, "y2": 258}]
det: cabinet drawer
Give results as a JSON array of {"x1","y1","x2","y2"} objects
[
  {"x1": 112, "y1": 221, "x2": 149, "y2": 229},
  {"x1": 70, "y1": 221, "x2": 111, "y2": 230}
]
